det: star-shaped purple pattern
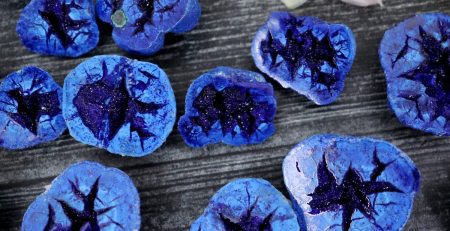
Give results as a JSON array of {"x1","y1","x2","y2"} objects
[
  {"x1": 283, "y1": 134, "x2": 420, "y2": 231},
  {"x1": 22, "y1": 161, "x2": 140, "y2": 231},
  {"x1": 380, "y1": 13, "x2": 450, "y2": 136}
]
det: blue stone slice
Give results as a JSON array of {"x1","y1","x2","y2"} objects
[
  {"x1": 16, "y1": 0, "x2": 99, "y2": 57},
  {"x1": 283, "y1": 134, "x2": 420, "y2": 231},
  {"x1": 252, "y1": 12, "x2": 356, "y2": 105},
  {"x1": 22, "y1": 161, "x2": 140, "y2": 230},
  {"x1": 178, "y1": 67, "x2": 277, "y2": 147},
  {"x1": 379, "y1": 13, "x2": 450, "y2": 136},
  {"x1": 190, "y1": 178, "x2": 300, "y2": 231},
  {"x1": 96, "y1": 0, "x2": 201, "y2": 55},
  {"x1": 0, "y1": 66, "x2": 66, "y2": 149},
  {"x1": 63, "y1": 55, "x2": 176, "y2": 156}
]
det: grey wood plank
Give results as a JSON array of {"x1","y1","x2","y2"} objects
[{"x1": 0, "y1": 0, "x2": 449, "y2": 230}]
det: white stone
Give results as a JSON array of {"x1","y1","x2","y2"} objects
[
  {"x1": 341, "y1": 0, "x2": 383, "y2": 7},
  {"x1": 280, "y1": 0, "x2": 308, "y2": 9}
]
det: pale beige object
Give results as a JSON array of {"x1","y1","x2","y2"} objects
[
  {"x1": 280, "y1": 0, "x2": 308, "y2": 9},
  {"x1": 341, "y1": 0, "x2": 383, "y2": 7}
]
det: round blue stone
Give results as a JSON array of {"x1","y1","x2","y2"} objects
[
  {"x1": 21, "y1": 161, "x2": 141, "y2": 231},
  {"x1": 178, "y1": 66, "x2": 277, "y2": 147},
  {"x1": 0, "y1": 66, "x2": 66, "y2": 149},
  {"x1": 283, "y1": 134, "x2": 420, "y2": 231},
  {"x1": 16, "y1": 0, "x2": 99, "y2": 57},
  {"x1": 63, "y1": 55, "x2": 177, "y2": 156},
  {"x1": 380, "y1": 13, "x2": 450, "y2": 136},
  {"x1": 96, "y1": 0, "x2": 201, "y2": 55},
  {"x1": 252, "y1": 12, "x2": 356, "y2": 105},
  {"x1": 190, "y1": 178, "x2": 300, "y2": 231}
]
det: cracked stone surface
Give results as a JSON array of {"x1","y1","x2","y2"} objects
[
  {"x1": 178, "y1": 67, "x2": 277, "y2": 147},
  {"x1": 283, "y1": 134, "x2": 420, "y2": 231},
  {"x1": 0, "y1": 66, "x2": 66, "y2": 149},
  {"x1": 63, "y1": 55, "x2": 176, "y2": 156},
  {"x1": 190, "y1": 178, "x2": 299, "y2": 231},
  {"x1": 252, "y1": 11, "x2": 356, "y2": 105},
  {"x1": 380, "y1": 13, "x2": 450, "y2": 136},
  {"x1": 22, "y1": 161, "x2": 140, "y2": 231},
  {"x1": 96, "y1": 0, "x2": 201, "y2": 55},
  {"x1": 16, "y1": 0, "x2": 99, "y2": 57}
]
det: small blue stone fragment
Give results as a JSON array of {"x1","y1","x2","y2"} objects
[
  {"x1": 379, "y1": 13, "x2": 450, "y2": 136},
  {"x1": 190, "y1": 178, "x2": 300, "y2": 231},
  {"x1": 178, "y1": 67, "x2": 277, "y2": 147},
  {"x1": 63, "y1": 55, "x2": 177, "y2": 156},
  {"x1": 16, "y1": 0, "x2": 99, "y2": 57},
  {"x1": 21, "y1": 161, "x2": 141, "y2": 230},
  {"x1": 0, "y1": 66, "x2": 66, "y2": 149},
  {"x1": 252, "y1": 12, "x2": 356, "y2": 105},
  {"x1": 96, "y1": 0, "x2": 201, "y2": 55},
  {"x1": 283, "y1": 134, "x2": 420, "y2": 231}
]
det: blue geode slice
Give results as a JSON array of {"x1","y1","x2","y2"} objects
[
  {"x1": 96, "y1": 0, "x2": 201, "y2": 55},
  {"x1": 252, "y1": 12, "x2": 356, "y2": 105},
  {"x1": 178, "y1": 67, "x2": 277, "y2": 147},
  {"x1": 63, "y1": 55, "x2": 176, "y2": 156},
  {"x1": 190, "y1": 178, "x2": 300, "y2": 231},
  {"x1": 22, "y1": 161, "x2": 140, "y2": 230},
  {"x1": 0, "y1": 66, "x2": 66, "y2": 149},
  {"x1": 16, "y1": 0, "x2": 99, "y2": 57},
  {"x1": 379, "y1": 13, "x2": 450, "y2": 136},
  {"x1": 283, "y1": 134, "x2": 420, "y2": 231}
]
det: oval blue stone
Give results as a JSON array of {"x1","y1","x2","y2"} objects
[
  {"x1": 0, "y1": 66, "x2": 66, "y2": 149},
  {"x1": 283, "y1": 134, "x2": 420, "y2": 231},
  {"x1": 63, "y1": 55, "x2": 176, "y2": 156},
  {"x1": 191, "y1": 178, "x2": 300, "y2": 231}
]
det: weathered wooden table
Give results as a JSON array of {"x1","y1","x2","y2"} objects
[{"x1": 0, "y1": 0, "x2": 449, "y2": 230}]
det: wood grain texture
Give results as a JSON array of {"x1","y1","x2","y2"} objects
[{"x1": 0, "y1": 0, "x2": 450, "y2": 230}]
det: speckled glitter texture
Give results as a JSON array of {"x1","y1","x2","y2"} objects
[
  {"x1": 22, "y1": 161, "x2": 140, "y2": 230},
  {"x1": 0, "y1": 66, "x2": 66, "y2": 149},
  {"x1": 96, "y1": 0, "x2": 201, "y2": 55},
  {"x1": 252, "y1": 12, "x2": 356, "y2": 105},
  {"x1": 178, "y1": 67, "x2": 277, "y2": 147},
  {"x1": 380, "y1": 13, "x2": 450, "y2": 136},
  {"x1": 283, "y1": 134, "x2": 420, "y2": 231},
  {"x1": 16, "y1": 0, "x2": 99, "y2": 57},
  {"x1": 63, "y1": 55, "x2": 176, "y2": 156},
  {"x1": 190, "y1": 178, "x2": 300, "y2": 231}
]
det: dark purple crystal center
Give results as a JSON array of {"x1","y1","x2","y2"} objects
[
  {"x1": 395, "y1": 21, "x2": 450, "y2": 121},
  {"x1": 0, "y1": 78, "x2": 60, "y2": 134},
  {"x1": 73, "y1": 60, "x2": 164, "y2": 149},
  {"x1": 190, "y1": 84, "x2": 272, "y2": 137},
  {"x1": 306, "y1": 149, "x2": 403, "y2": 231},
  {"x1": 44, "y1": 178, "x2": 122, "y2": 231},
  {"x1": 260, "y1": 17, "x2": 341, "y2": 90},
  {"x1": 38, "y1": 0, "x2": 90, "y2": 48}
]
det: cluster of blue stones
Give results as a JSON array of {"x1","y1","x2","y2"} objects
[
  {"x1": 9, "y1": 0, "x2": 434, "y2": 229},
  {"x1": 16, "y1": 0, "x2": 201, "y2": 56},
  {"x1": 22, "y1": 161, "x2": 141, "y2": 230}
]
